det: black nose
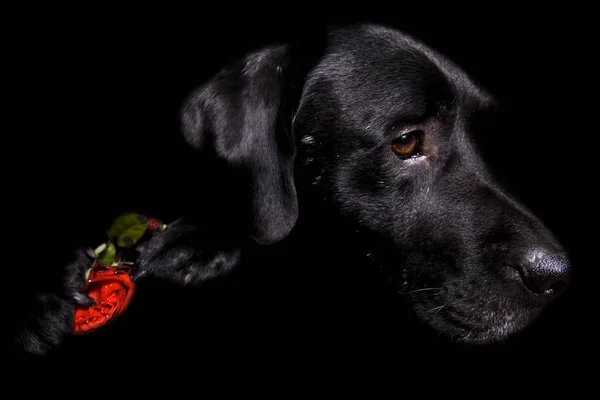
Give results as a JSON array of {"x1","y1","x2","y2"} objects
[{"x1": 516, "y1": 249, "x2": 570, "y2": 296}]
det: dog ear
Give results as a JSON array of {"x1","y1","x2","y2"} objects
[{"x1": 180, "y1": 45, "x2": 299, "y2": 245}]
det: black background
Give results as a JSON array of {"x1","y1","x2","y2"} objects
[{"x1": 10, "y1": 5, "x2": 596, "y2": 390}]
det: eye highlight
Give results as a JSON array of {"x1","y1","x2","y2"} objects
[{"x1": 391, "y1": 130, "x2": 422, "y2": 158}]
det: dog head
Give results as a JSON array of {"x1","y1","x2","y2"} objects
[{"x1": 181, "y1": 24, "x2": 571, "y2": 344}]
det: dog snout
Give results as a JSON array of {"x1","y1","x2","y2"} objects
[
  {"x1": 476, "y1": 183, "x2": 571, "y2": 299},
  {"x1": 513, "y1": 248, "x2": 570, "y2": 298}
]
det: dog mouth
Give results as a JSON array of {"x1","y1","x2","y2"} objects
[
  {"x1": 409, "y1": 293, "x2": 541, "y2": 345},
  {"x1": 365, "y1": 242, "x2": 549, "y2": 345}
]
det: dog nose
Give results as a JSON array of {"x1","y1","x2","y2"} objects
[{"x1": 516, "y1": 248, "x2": 571, "y2": 296}]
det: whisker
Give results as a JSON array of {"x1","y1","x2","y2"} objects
[
  {"x1": 426, "y1": 304, "x2": 447, "y2": 316},
  {"x1": 408, "y1": 287, "x2": 442, "y2": 294}
]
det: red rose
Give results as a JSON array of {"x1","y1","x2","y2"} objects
[
  {"x1": 147, "y1": 218, "x2": 163, "y2": 233},
  {"x1": 72, "y1": 263, "x2": 136, "y2": 335}
]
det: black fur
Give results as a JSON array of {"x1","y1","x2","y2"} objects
[{"x1": 13, "y1": 23, "x2": 572, "y2": 358}]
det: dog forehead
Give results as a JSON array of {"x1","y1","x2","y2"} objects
[
  {"x1": 358, "y1": 25, "x2": 496, "y2": 108},
  {"x1": 300, "y1": 25, "x2": 452, "y2": 125},
  {"x1": 295, "y1": 24, "x2": 496, "y2": 138}
]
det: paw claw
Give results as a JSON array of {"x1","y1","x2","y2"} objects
[
  {"x1": 85, "y1": 248, "x2": 96, "y2": 259},
  {"x1": 72, "y1": 291, "x2": 95, "y2": 307},
  {"x1": 131, "y1": 269, "x2": 147, "y2": 282}
]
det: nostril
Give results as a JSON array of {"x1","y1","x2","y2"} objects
[
  {"x1": 518, "y1": 269, "x2": 569, "y2": 296},
  {"x1": 545, "y1": 280, "x2": 568, "y2": 296},
  {"x1": 515, "y1": 249, "x2": 571, "y2": 297}
]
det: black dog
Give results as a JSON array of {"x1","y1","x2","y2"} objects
[{"x1": 13, "y1": 23, "x2": 571, "y2": 357}]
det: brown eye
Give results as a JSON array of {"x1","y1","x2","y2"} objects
[{"x1": 391, "y1": 130, "x2": 421, "y2": 158}]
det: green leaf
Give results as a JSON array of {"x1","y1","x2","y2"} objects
[
  {"x1": 107, "y1": 213, "x2": 148, "y2": 248},
  {"x1": 97, "y1": 242, "x2": 116, "y2": 265}
]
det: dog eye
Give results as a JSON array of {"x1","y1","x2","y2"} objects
[{"x1": 391, "y1": 130, "x2": 422, "y2": 158}]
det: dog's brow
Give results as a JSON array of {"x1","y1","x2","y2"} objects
[{"x1": 386, "y1": 105, "x2": 429, "y2": 131}]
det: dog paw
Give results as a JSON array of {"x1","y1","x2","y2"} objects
[
  {"x1": 14, "y1": 293, "x2": 77, "y2": 357},
  {"x1": 13, "y1": 248, "x2": 97, "y2": 357},
  {"x1": 132, "y1": 219, "x2": 242, "y2": 285},
  {"x1": 63, "y1": 247, "x2": 96, "y2": 307}
]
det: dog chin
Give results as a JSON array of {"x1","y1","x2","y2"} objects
[{"x1": 416, "y1": 305, "x2": 541, "y2": 345}]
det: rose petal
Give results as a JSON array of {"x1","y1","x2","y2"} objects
[{"x1": 73, "y1": 264, "x2": 135, "y2": 335}]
